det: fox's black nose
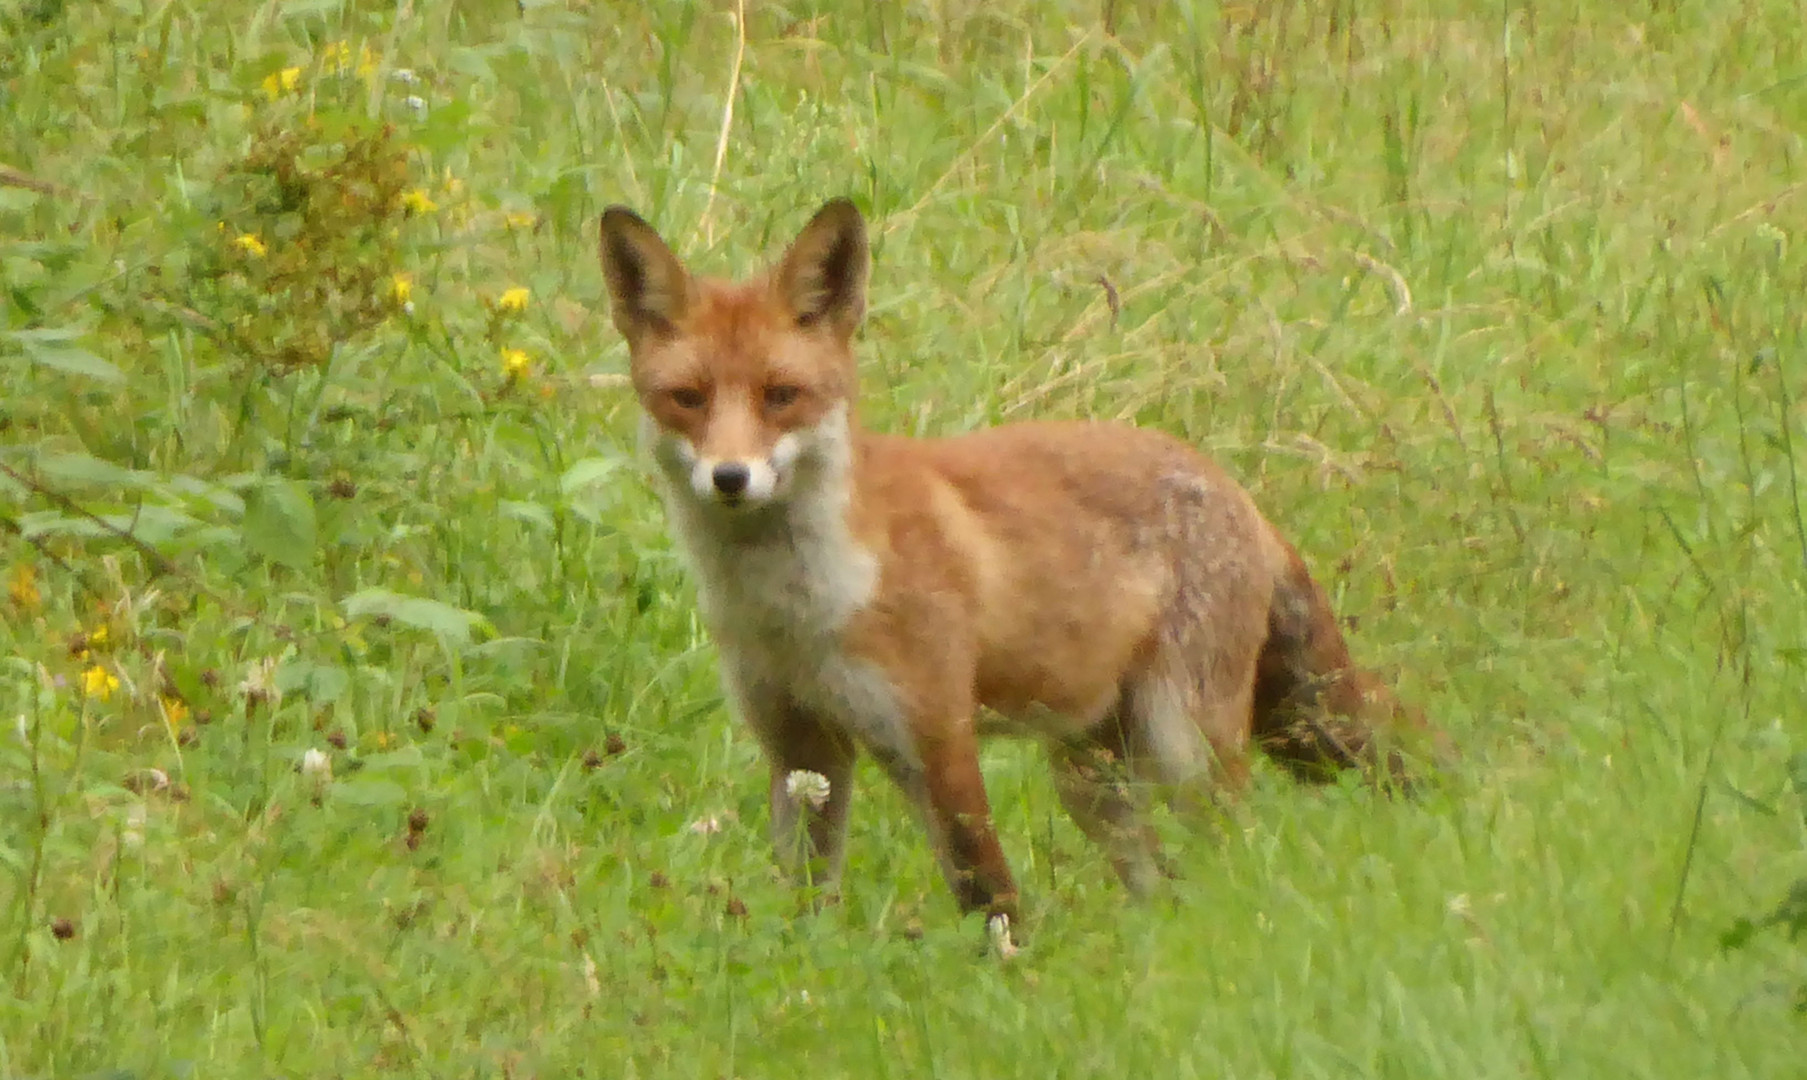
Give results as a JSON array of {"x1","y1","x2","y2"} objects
[{"x1": 711, "y1": 462, "x2": 751, "y2": 497}]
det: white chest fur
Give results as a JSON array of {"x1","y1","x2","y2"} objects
[{"x1": 646, "y1": 411, "x2": 911, "y2": 763}]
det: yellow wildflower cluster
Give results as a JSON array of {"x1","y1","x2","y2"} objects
[
  {"x1": 400, "y1": 188, "x2": 438, "y2": 215},
  {"x1": 7, "y1": 564, "x2": 39, "y2": 610},
  {"x1": 161, "y1": 696, "x2": 190, "y2": 727},
  {"x1": 262, "y1": 66, "x2": 302, "y2": 100},
  {"x1": 497, "y1": 286, "x2": 530, "y2": 314},
  {"x1": 81, "y1": 664, "x2": 119, "y2": 701},
  {"x1": 263, "y1": 41, "x2": 378, "y2": 101},
  {"x1": 233, "y1": 233, "x2": 268, "y2": 258},
  {"x1": 492, "y1": 285, "x2": 535, "y2": 383},
  {"x1": 321, "y1": 40, "x2": 379, "y2": 79},
  {"x1": 72, "y1": 623, "x2": 110, "y2": 661}
]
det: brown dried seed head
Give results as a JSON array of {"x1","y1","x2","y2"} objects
[
  {"x1": 581, "y1": 749, "x2": 603, "y2": 771},
  {"x1": 414, "y1": 706, "x2": 436, "y2": 733},
  {"x1": 407, "y1": 808, "x2": 429, "y2": 833},
  {"x1": 50, "y1": 917, "x2": 75, "y2": 940},
  {"x1": 724, "y1": 897, "x2": 748, "y2": 919},
  {"x1": 647, "y1": 870, "x2": 670, "y2": 890},
  {"x1": 326, "y1": 729, "x2": 348, "y2": 750},
  {"x1": 604, "y1": 732, "x2": 627, "y2": 756}
]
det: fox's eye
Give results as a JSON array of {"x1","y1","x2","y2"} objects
[
  {"x1": 763, "y1": 384, "x2": 802, "y2": 409},
  {"x1": 669, "y1": 387, "x2": 707, "y2": 410}
]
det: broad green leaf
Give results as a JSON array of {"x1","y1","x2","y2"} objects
[
  {"x1": 275, "y1": 662, "x2": 350, "y2": 705},
  {"x1": 559, "y1": 456, "x2": 624, "y2": 494},
  {"x1": 359, "y1": 746, "x2": 424, "y2": 771},
  {"x1": 31, "y1": 451, "x2": 146, "y2": 489},
  {"x1": 500, "y1": 499, "x2": 555, "y2": 531},
  {"x1": 331, "y1": 778, "x2": 407, "y2": 807},
  {"x1": 343, "y1": 588, "x2": 490, "y2": 647},
  {"x1": 6, "y1": 328, "x2": 125, "y2": 383},
  {"x1": 19, "y1": 506, "x2": 196, "y2": 544},
  {"x1": 242, "y1": 479, "x2": 317, "y2": 571},
  {"x1": 1790, "y1": 751, "x2": 1807, "y2": 827}
]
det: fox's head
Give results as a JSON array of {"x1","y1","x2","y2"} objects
[{"x1": 599, "y1": 199, "x2": 869, "y2": 514}]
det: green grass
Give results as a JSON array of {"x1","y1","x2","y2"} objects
[{"x1": 3, "y1": 0, "x2": 1806, "y2": 1074}]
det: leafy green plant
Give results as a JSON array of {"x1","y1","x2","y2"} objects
[{"x1": 1723, "y1": 751, "x2": 1807, "y2": 1012}]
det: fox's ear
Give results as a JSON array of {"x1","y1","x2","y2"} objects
[
  {"x1": 774, "y1": 198, "x2": 868, "y2": 336},
  {"x1": 599, "y1": 207, "x2": 689, "y2": 341}
]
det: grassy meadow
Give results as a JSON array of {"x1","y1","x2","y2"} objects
[{"x1": 3, "y1": 0, "x2": 1806, "y2": 1074}]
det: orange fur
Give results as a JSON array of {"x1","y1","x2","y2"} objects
[{"x1": 599, "y1": 199, "x2": 1442, "y2": 932}]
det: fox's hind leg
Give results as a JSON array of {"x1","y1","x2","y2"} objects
[
  {"x1": 1048, "y1": 711, "x2": 1169, "y2": 896},
  {"x1": 1122, "y1": 645, "x2": 1260, "y2": 823}
]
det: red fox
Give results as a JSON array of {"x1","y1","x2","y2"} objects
[{"x1": 599, "y1": 198, "x2": 1440, "y2": 947}]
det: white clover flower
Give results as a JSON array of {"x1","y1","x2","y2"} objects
[
  {"x1": 403, "y1": 95, "x2": 427, "y2": 116},
  {"x1": 987, "y1": 913, "x2": 1019, "y2": 959},
  {"x1": 121, "y1": 803, "x2": 147, "y2": 851},
  {"x1": 300, "y1": 748, "x2": 333, "y2": 788},
  {"x1": 392, "y1": 68, "x2": 418, "y2": 85},
  {"x1": 784, "y1": 769, "x2": 832, "y2": 810},
  {"x1": 238, "y1": 657, "x2": 281, "y2": 708},
  {"x1": 687, "y1": 814, "x2": 721, "y2": 836}
]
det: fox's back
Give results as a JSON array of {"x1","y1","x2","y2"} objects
[{"x1": 848, "y1": 420, "x2": 1287, "y2": 727}]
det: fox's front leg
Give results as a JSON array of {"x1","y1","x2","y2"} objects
[
  {"x1": 880, "y1": 697, "x2": 1020, "y2": 926},
  {"x1": 761, "y1": 709, "x2": 858, "y2": 901},
  {"x1": 727, "y1": 672, "x2": 858, "y2": 901}
]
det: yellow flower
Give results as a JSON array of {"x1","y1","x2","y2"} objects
[
  {"x1": 233, "y1": 233, "x2": 268, "y2": 258},
  {"x1": 357, "y1": 43, "x2": 379, "y2": 79},
  {"x1": 7, "y1": 564, "x2": 39, "y2": 610},
  {"x1": 503, "y1": 211, "x2": 536, "y2": 231},
  {"x1": 322, "y1": 41, "x2": 351, "y2": 72},
  {"x1": 388, "y1": 272, "x2": 413, "y2": 305},
  {"x1": 161, "y1": 696, "x2": 190, "y2": 727},
  {"x1": 497, "y1": 286, "x2": 530, "y2": 314},
  {"x1": 400, "y1": 188, "x2": 438, "y2": 215},
  {"x1": 441, "y1": 168, "x2": 463, "y2": 196},
  {"x1": 500, "y1": 347, "x2": 531, "y2": 380},
  {"x1": 262, "y1": 66, "x2": 302, "y2": 100},
  {"x1": 81, "y1": 665, "x2": 119, "y2": 701},
  {"x1": 88, "y1": 624, "x2": 109, "y2": 647},
  {"x1": 373, "y1": 731, "x2": 396, "y2": 750}
]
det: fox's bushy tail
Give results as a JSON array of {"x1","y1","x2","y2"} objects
[{"x1": 1251, "y1": 544, "x2": 1448, "y2": 786}]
